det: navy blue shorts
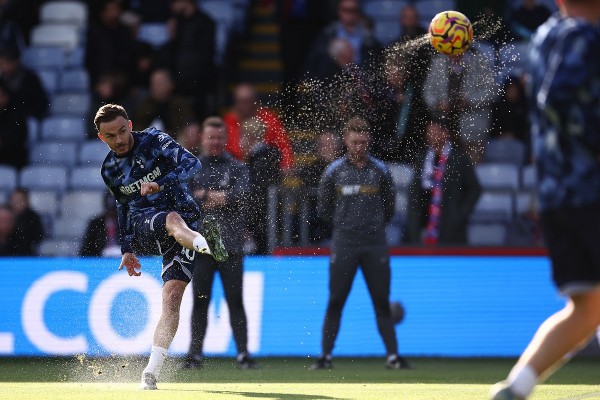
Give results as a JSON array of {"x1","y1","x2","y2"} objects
[
  {"x1": 133, "y1": 211, "x2": 198, "y2": 283},
  {"x1": 541, "y1": 202, "x2": 600, "y2": 295}
]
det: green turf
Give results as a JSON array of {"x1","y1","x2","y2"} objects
[{"x1": 1, "y1": 357, "x2": 599, "y2": 399}]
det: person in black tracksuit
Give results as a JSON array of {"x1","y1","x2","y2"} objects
[
  {"x1": 311, "y1": 117, "x2": 411, "y2": 370},
  {"x1": 182, "y1": 117, "x2": 258, "y2": 369}
]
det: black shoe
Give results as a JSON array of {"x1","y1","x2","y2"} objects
[
  {"x1": 180, "y1": 356, "x2": 203, "y2": 369},
  {"x1": 201, "y1": 215, "x2": 228, "y2": 262},
  {"x1": 309, "y1": 355, "x2": 333, "y2": 370},
  {"x1": 385, "y1": 355, "x2": 413, "y2": 370},
  {"x1": 237, "y1": 353, "x2": 259, "y2": 369}
]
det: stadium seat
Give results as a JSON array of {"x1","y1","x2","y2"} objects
[
  {"x1": 467, "y1": 223, "x2": 507, "y2": 246},
  {"x1": 40, "y1": 1, "x2": 88, "y2": 28},
  {"x1": 67, "y1": 46, "x2": 85, "y2": 68},
  {"x1": 498, "y1": 42, "x2": 530, "y2": 79},
  {"x1": 199, "y1": 1, "x2": 237, "y2": 63},
  {"x1": 484, "y1": 138, "x2": 526, "y2": 165},
  {"x1": 31, "y1": 24, "x2": 80, "y2": 51},
  {"x1": 29, "y1": 142, "x2": 78, "y2": 167},
  {"x1": 59, "y1": 69, "x2": 90, "y2": 92},
  {"x1": 373, "y1": 20, "x2": 401, "y2": 46},
  {"x1": 78, "y1": 140, "x2": 108, "y2": 166},
  {"x1": 20, "y1": 165, "x2": 69, "y2": 192},
  {"x1": 471, "y1": 191, "x2": 514, "y2": 223},
  {"x1": 137, "y1": 23, "x2": 169, "y2": 48},
  {"x1": 61, "y1": 190, "x2": 104, "y2": 220},
  {"x1": 521, "y1": 164, "x2": 536, "y2": 190},
  {"x1": 0, "y1": 165, "x2": 18, "y2": 193},
  {"x1": 36, "y1": 69, "x2": 59, "y2": 95},
  {"x1": 28, "y1": 190, "x2": 61, "y2": 216},
  {"x1": 27, "y1": 117, "x2": 39, "y2": 145},
  {"x1": 388, "y1": 163, "x2": 414, "y2": 189},
  {"x1": 475, "y1": 163, "x2": 520, "y2": 191},
  {"x1": 53, "y1": 215, "x2": 90, "y2": 240},
  {"x1": 38, "y1": 239, "x2": 79, "y2": 256},
  {"x1": 21, "y1": 46, "x2": 67, "y2": 71},
  {"x1": 70, "y1": 166, "x2": 105, "y2": 190},
  {"x1": 41, "y1": 116, "x2": 87, "y2": 141},
  {"x1": 414, "y1": 0, "x2": 456, "y2": 27},
  {"x1": 514, "y1": 190, "x2": 536, "y2": 215},
  {"x1": 51, "y1": 92, "x2": 91, "y2": 116}
]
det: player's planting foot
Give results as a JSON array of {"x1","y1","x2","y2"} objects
[
  {"x1": 385, "y1": 355, "x2": 413, "y2": 370},
  {"x1": 140, "y1": 372, "x2": 157, "y2": 390},
  {"x1": 309, "y1": 355, "x2": 333, "y2": 370},
  {"x1": 490, "y1": 381, "x2": 524, "y2": 400},
  {"x1": 237, "y1": 353, "x2": 259, "y2": 370},
  {"x1": 201, "y1": 215, "x2": 228, "y2": 262},
  {"x1": 179, "y1": 356, "x2": 203, "y2": 369}
]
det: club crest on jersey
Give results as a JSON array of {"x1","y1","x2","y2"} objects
[{"x1": 133, "y1": 155, "x2": 146, "y2": 169}]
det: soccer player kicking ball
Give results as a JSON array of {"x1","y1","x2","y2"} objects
[
  {"x1": 95, "y1": 104, "x2": 228, "y2": 390},
  {"x1": 491, "y1": 0, "x2": 600, "y2": 399}
]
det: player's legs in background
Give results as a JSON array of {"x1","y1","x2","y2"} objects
[
  {"x1": 360, "y1": 246, "x2": 397, "y2": 355},
  {"x1": 184, "y1": 255, "x2": 217, "y2": 367},
  {"x1": 322, "y1": 245, "x2": 361, "y2": 355}
]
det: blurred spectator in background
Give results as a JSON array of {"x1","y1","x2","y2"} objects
[
  {"x1": 183, "y1": 116, "x2": 257, "y2": 370},
  {"x1": 491, "y1": 76, "x2": 530, "y2": 145},
  {"x1": 2, "y1": 0, "x2": 42, "y2": 46},
  {"x1": 304, "y1": 0, "x2": 382, "y2": 76},
  {"x1": 176, "y1": 120, "x2": 202, "y2": 155},
  {"x1": 133, "y1": 68, "x2": 194, "y2": 137},
  {"x1": 240, "y1": 117, "x2": 281, "y2": 255},
  {"x1": 0, "y1": 204, "x2": 19, "y2": 256},
  {"x1": 404, "y1": 119, "x2": 481, "y2": 245},
  {"x1": 130, "y1": 41, "x2": 157, "y2": 99},
  {"x1": 87, "y1": 72, "x2": 133, "y2": 137},
  {"x1": 10, "y1": 188, "x2": 43, "y2": 255},
  {"x1": 163, "y1": 0, "x2": 216, "y2": 120},
  {"x1": 386, "y1": 4, "x2": 433, "y2": 162},
  {"x1": 396, "y1": 4, "x2": 426, "y2": 42},
  {"x1": 223, "y1": 83, "x2": 293, "y2": 170},
  {"x1": 308, "y1": 38, "x2": 396, "y2": 161},
  {"x1": 0, "y1": 79, "x2": 27, "y2": 169},
  {"x1": 312, "y1": 116, "x2": 410, "y2": 370},
  {"x1": 0, "y1": 0, "x2": 25, "y2": 56},
  {"x1": 0, "y1": 47, "x2": 48, "y2": 120},
  {"x1": 510, "y1": 0, "x2": 551, "y2": 41},
  {"x1": 422, "y1": 48, "x2": 497, "y2": 164},
  {"x1": 80, "y1": 192, "x2": 119, "y2": 257},
  {"x1": 85, "y1": 0, "x2": 136, "y2": 89},
  {"x1": 279, "y1": 0, "x2": 331, "y2": 86},
  {"x1": 298, "y1": 131, "x2": 343, "y2": 188}
]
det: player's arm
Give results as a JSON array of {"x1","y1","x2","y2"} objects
[
  {"x1": 150, "y1": 130, "x2": 202, "y2": 193},
  {"x1": 380, "y1": 168, "x2": 395, "y2": 224},
  {"x1": 317, "y1": 165, "x2": 336, "y2": 223}
]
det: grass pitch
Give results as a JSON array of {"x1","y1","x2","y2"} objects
[{"x1": 1, "y1": 356, "x2": 599, "y2": 399}]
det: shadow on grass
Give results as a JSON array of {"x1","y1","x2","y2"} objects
[{"x1": 201, "y1": 390, "x2": 345, "y2": 400}]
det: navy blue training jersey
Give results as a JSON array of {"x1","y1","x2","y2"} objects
[
  {"x1": 527, "y1": 13, "x2": 600, "y2": 211},
  {"x1": 101, "y1": 127, "x2": 201, "y2": 254}
]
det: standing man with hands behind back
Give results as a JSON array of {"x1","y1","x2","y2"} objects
[
  {"x1": 96, "y1": 104, "x2": 228, "y2": 390},
  {"x1": 312, "y1": 117, "x2": 411, "y2": 370},
  {"x1": 182, "y1": 116, "x2": 258, "y2": 370}
]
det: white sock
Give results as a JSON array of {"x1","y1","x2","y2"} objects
[
  {"x1": 192, "y1": 234, "x2": 211, "y2": 254},
  {"x1": 507, "y1": 365, "x2": 538, "y2": 399},
  {"x1": 143, "y1": 345, "x2": 168, "y2": 378}
]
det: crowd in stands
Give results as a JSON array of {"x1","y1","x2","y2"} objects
[{"x1": 0, "y1": 0, "x2": 555, "y2": 256}]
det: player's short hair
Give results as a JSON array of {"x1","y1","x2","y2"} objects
[
  {"x1": 201, "y1": 116, "x2": 225, "y2": 132},
  {"x1": 342, "y1": 116, "x2": 371, "y2": 136},
  {"x1": 94, "y1": 104, "x2": 129, "y2": 131}
]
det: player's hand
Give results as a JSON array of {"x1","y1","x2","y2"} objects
[
  {"x1": 140, "y1": 182, "x2": 160, "y2": 196},
  {"x1": 119, "y1": 252, "x2": 141, "y2": 276}
]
